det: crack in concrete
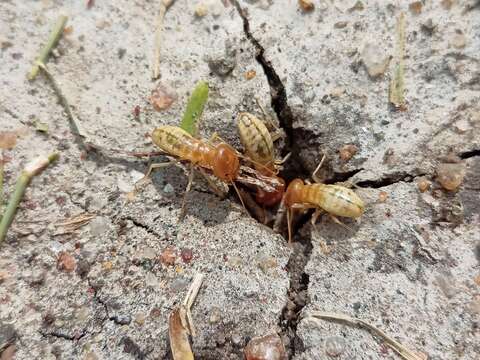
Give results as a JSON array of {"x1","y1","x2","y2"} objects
[
  {"x1": 232, "y1": 1, "x2": 313, "y2": 357},
  {"x1": 124, "y1": 216, "x2": 164, "y2": 239},
  {"x1": 357, "y1": 171, "x2": 427, "y2": 189},
  {"x1": 39, "y1": 329, "x2": 86, "y2": 341},
  {"x1": 459, "y1": 149, "x2": 480, "y2": 159}
]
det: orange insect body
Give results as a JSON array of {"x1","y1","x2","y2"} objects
[
  {"x1": 255, "y1": 176, "x2": 286, "y2": 207},
  {"x1": 152, "y1": 126, "x2": 240, "y2": 182},
  {"x1": 285, "y1": 179, "x2": 364, "y2": 218}
]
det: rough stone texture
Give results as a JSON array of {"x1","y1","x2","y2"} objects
[
  {"x1": 241, "y1": 0, "x2": 480, "y2": 183},
  {"x1": 0, "y1": 1, "x2": 288, "y2": 359},
  {"x1": 1, "y1": 0, "x2": 480, "y2": 360}
]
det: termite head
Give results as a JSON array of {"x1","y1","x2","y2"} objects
[
  {"x1": 213, "y1": 144, "x2": 240, "y2": 182},
  {"x1": 256, "y1": 177, "x2": 286, "y2": 207},
  {"x1": 284, "y1": 178, "x2": 304, "y2": 208}
]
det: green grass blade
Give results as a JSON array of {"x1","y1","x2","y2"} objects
[{"x1": 180, "y1": 81, "x2": 209, "y2": 136}]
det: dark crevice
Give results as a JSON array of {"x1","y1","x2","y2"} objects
[
  {"x1": 357, "y1": 172, "x2": 426, "y2": 189},
  {"x1": 232, "y1": 0, "x2": 310, "y2": 183},
  {"x1": 324, "y1": 168, "x2": 364, "y2": 184},
  {"x1": 459, "y1": 149, "x2": 480, "y2": 159},
  {"x1": 125, "y1": 216, "x2": 163, "y2": 239},
  {"x1": 40, "y1": 330, "x2": 86, "y2": 341},
  {"x1": 233, "y1": 1, "x2": 312, "y2": 358}
]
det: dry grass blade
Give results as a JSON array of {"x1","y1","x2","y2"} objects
[
  {"x1": 389, "y1": 12, "x2": 407, "y2": 110},
  {"x1": 169, "y1": 307, "x2": 194, "y2": 360},
  {"x1": 169, "y1": 273, "x2": 204, "y2": 360},
  {"x1": 56, "y1": 212, "x2": 95, "y2": 232},
  {"x1": 152, "y1": 0, "x2": 176, "y2": 79},
  {"x1": 304, "y1": 311, "x2": 424, "y2": 360}
]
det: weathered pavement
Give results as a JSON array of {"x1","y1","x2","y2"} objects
[{"x1": 1, "y1": 1, "x2": 479, "y2": 359}]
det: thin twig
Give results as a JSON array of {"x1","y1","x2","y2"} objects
[
  {"x1": 38, "y1": 63, "x2": 86, "y2": 139},
  {"x1": 27, "y1": 15, "x2": 68, "y2": 80},
  {"x1": 0, "y1": 153, "x2": 58, "y2": 244},
  {"x1": 152, "y1": 0, "x2": 176, "y2": 79},
  {"x1": 303, "y1": 311, "x2": 424, "y2": 360},
  {"x1": 0, "y1": 157, "x2": 4, "y2": 215},
  {"x1": 389, "y1": 12, "x2": 406, "y2": 110}
]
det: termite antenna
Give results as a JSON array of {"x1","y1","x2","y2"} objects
[
  {"x1": 231, "y1": 181, "x2": 247, "y2": 212},
  {"x1": 287, "y1": 209, "x2": 293, "y2": 243}
]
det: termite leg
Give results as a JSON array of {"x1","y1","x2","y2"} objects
[
  {"x1": 287, "y1": 203, "x2": 315, "y2": 243},
  {"x1": 312, "y1": 154, "x2": 327, "y2": 183},
  {"x1": 255, "y1": 96, "x2": 279, "y2": 133},
  {"x1": 197, "y1": 168, "x2": 227, "y2": 199},
  {"x1": 135, "y1": 161, "x2": 174, "y2": 190},
  {"x1": 231, "y1": 181, "x2": 247, "y2": 213},
  {"x1": 179, "y1": 164, "x2": 195, "y2": 221},
  {"x1": 311, "y1": 209, "x2": 323, "y2": 226},
  {"x1": 273, "y1": 198, "x2": 287, "y2": 234},
  {"x1": 275, "y1": 152, "x2": 291, "y2": 165},
  {"x1": 287, "y1": 208, "x2": 294, "y2": 244},
  {"x1": 329, "y1": 214, "x2": 353, "y2": 232}
]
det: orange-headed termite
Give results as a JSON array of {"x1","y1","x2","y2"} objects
[
  {"x1": 283, "y1": 157, "x2": 364, "y2": 242},
  {"x1": 149, "y1": 125, "x2": 245, "y2": 216}
]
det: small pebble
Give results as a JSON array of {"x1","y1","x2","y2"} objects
[
  {"x1": 134, "y1": 313, "x2": 145, "y2": 326},
  {"x1": 209, "y1": 307, "x2": 222, "y2": 324},
  {"x1": 339, "y1": 144, "x2": 358, "y2": 162},
  {"x1": 245, "y1": 70, "x2": 256, "y2": 80},
  {"x1": 416, "y1": 177, "x2": 431, "y2": 193},
  {"x1": 325, "y1": 336, "x2": 346, "y2": 357},
  {"x1": 298, "y1": 0, "x2": 315, "y2": 12},
  {"x1": 149, "y1": 84, "x2": 177, "y2": 111},
  {"x1": 436, "y1": 163, "x2": 466, "y2": 191},
  {"x1": 113, "y1": 314, "x2": 131, "y2": 325},
  {"x1": 409, "y1": 1, "x2": 422, "y2": 14},
  {"x1": 244, "y1": 333, "x2": 286, "y2": 360},
  {"x1": 334, "y1": 21, "x2": 348, "y2": 29},
  {"x1": 180, "y1": 248, "x2": 193, "y2": 264},
  {"x1": 163, "y1": 183, "x2": 175, "y2": 194},
  {"x1": 57, "y1": 252, "x2": 76, "y2": 272},
  {"x1": 361, "y1": 43, "x2": 390, "y2": 77},
  {"x1": 89, "y1": 217, "x2": 110, "y2": 236},
  {"x1": 378, "y1": 191, "x2": 388, "y2": 202},
  {"x1": 194, "y1": 3, "x2": 208, "y2": 17},
  {"x1": 160, "y1": 247, "x2": 176, "y2": 266},
  {"x1": 231, "y1": 332, "x2": 244, "y2": 347},
  {"x1": 450, "y1": 30, "x2": 466, "y2": 49}
]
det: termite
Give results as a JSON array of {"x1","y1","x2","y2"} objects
[
  {"x1": 237, "y1": 112, "x2": 287, "y2": 206},
  {"x1": 283, "y1": 156, "x2": 364, "y2": 243},
  {"x1": 149, "y1": 125, "x2": 244, "y2": 216}
]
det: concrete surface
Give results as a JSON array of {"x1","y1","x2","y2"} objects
[{"x1": 0, "y1": 0, "x2": 479, "y2": 359}]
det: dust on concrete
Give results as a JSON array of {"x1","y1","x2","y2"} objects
[{"x1": 1, "y1": 0, "x2": 480, "y2": 359}]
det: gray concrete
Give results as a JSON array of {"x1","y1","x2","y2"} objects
[{"x1": 1, "y1": 0, "x2": 479, "y2": 359}]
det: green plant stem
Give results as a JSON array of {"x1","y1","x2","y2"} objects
[
  {"x1": 180, "y1": 81, "x2": 209, "y2": 136},
  {"x1": 0, "y1": 160, "x2": 4, "y2": 215},
  {"x1": 0, "y1": 153, "x2": 58, "y2": 244},
  {"x1": 27, "y1": 15, "x2": 68, "y2": 80}
]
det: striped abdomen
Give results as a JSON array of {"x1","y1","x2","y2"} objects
[
  {"x1": 237, "y1": 113, "x2": 275, "y2": 172},
  {"x1": 302, "y1": 184, "x2": 364, "y2": 218},
  {"x1": 151, "y1": 126, "x2": 215, "y2": 169}
]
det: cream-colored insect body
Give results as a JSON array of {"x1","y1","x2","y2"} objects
[
  {"x1": 283, "y1": 156, "x2": 365, "y2": 242},
  {"x1": 237, "y1": 112, "x2": 276, "y2": 174},
  {"x1": 152, "y1": 125, "x2": 239, "y2": 182},
  {"x1": 149, "y1": 125, "x2": 243, "y2": 217},
  {"x1": 237, "y1": 112, "x2": 287, "y2": 206},
  {"x1": 284, "y1": 179, "x2": 364, "y2": 242}
]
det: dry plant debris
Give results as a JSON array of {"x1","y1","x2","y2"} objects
[{"x1": 303, "y1": 311, "x2": 425, "y2": 360}]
